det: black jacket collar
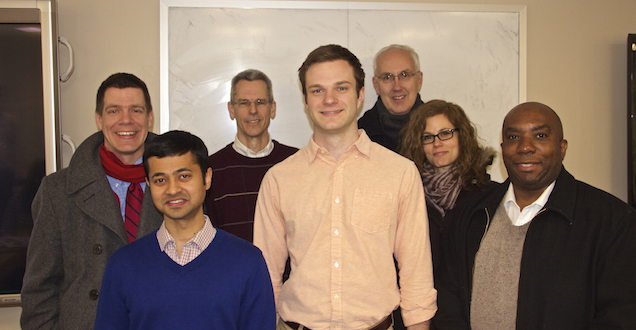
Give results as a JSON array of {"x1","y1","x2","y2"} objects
[{"x1": 471, "y1": 166, "x2": 576, "y2": 225}]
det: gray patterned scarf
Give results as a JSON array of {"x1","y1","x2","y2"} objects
[{"x1": 421, "y1": 162, "x2": 462, "y2": 215}]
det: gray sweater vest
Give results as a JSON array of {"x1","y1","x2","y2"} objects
[{"x1": 470, "y1": 201, "x2": 531, "y2": 330}]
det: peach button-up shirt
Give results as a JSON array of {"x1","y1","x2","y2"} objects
[{"x1": 254, "y1": 130, "x2": 437, "y2": 329}]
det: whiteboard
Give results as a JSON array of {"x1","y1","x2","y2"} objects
[{"x1": 160, "y1": 1, "x2": 526, "y2": 182}]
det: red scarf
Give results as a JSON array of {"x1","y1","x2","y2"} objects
[{"x1": 99, "y1": 145, "x2": 146, "y2": 183}]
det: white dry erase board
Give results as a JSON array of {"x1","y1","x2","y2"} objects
[{"x1": 160, "y1": 1, "x2": 527, "y2": 182}]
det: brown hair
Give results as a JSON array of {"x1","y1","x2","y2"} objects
[
  {"x1": 95, "y1": 73, "x2": 151, "y2": 115},
  {"x1": 399, "y1": 99, "x2": 491, "y2": 190},
  {"x1": 298, "y1": 44, "x2": 364, "y2": 102},
  {"x1": 230, "y1": 69, "x2": 274, "y2": 104}
]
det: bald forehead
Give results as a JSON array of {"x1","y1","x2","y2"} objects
[
  {"x1": 503, "y1": 102, "x2": 563, "y2": 140},
  {"x1": 378, "y1": 48, "x2": 410, "y2": 60},
  {"x1": 375, "y1": 49, "x2": 416, "y2": 72}
]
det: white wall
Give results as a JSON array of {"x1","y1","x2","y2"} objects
[
  {"x1": 2, "y1": 0, "x2": 635, "y2": 328},
  {"x1": 0, "y1": 307, "x2": 19, "y2": 330}
]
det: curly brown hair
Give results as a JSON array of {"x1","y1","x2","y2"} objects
[{"x1": 399, "y1": 100, "x2": 491, "y2": 190}]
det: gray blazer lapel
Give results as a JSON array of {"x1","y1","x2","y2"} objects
[
  {"x1": 138, "y1": 184, "x2": 163, "y2": 236},
  {"x1": 66, "y1": 131, "x2": 161, "y2": 242},
  {"x1": 75, "y1": 179, "x2": 128, "y2": 243}
]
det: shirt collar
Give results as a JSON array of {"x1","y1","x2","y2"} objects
[
  {"x1": 157, "y1": 215, "x2": 216, "y2": 252},
  {"x1": 232, "y1": 134, "x2": 274, "y2": 158},
  {"x1": 306, "y1": 129, "x2": 371, "y2": 164},
  {"x1": 504, "y1": 181, "x2": 556, "y2": 226},
  {"x1": 353, "y1": 129, "x2": 372, "y2": 157}
]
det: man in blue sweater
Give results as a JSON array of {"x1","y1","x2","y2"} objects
[{"x1": 95, "y1": 130, "x2": 276, "y2": 330}]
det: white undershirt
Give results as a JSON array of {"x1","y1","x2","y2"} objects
[
  {"x1": 503, "y1": 181, "x2": 556, "y2": 226},
  {"x1": 232, "y1": 134, "x2": 274, "y2": 158}
]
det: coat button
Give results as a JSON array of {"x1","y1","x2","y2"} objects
[
  {"x1": 89, "y1": 289, "x2": 99, "y2": 300},
  {"x1": 92, "y1": 244, "x2": 102, "y2": 255}
]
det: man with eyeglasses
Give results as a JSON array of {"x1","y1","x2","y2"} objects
[
  {"x1": 205, "y1": 69, "x2": 297, "y2": 242},
  {"x1": 358, "y1": 44, "x2": 424, "y2": 152},
  {"x1": 360, "y1": 45, "x2": 425, "y2": 330}
]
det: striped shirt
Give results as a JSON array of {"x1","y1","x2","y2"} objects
[
  {"x1": 106, "y1": 155, "x2": 145, "y2": 222},
  {"x1": 156, "y1": 215, "x2": 216, "y2": 266}
]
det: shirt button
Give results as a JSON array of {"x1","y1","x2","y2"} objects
[
  {"x1": 334, "y1": 229, "x2": 339, "y2": 235},
  {"x1": 334, "y1": 262, "x2": 339, "y2": 268},
  {"x1": 334, "y1": 293, "x2": 339, "y2": 300},
  {"x1": 92, "y1": 244, "x2": 102, "y2": 255},
  {"x1": 89, "y1": 289, "x2": 99, "y2": 300},
  {"x1": 335, "y1": 197, "x2": 340, "y2": 203}
]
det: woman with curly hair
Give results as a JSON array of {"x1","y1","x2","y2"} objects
[{"x1": 400, "y1": 99, "x2": 497, "y2": 276}]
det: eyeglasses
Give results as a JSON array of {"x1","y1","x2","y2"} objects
[
  {"x1": 376, "y1": 71, "x2": 419, "y2": 84},
  {"x1": 234, "y1": 99, "x2": 271, "y2": 109},
  {"x1": 421, "y1": 128, "x2": 459, "y2": 145}
]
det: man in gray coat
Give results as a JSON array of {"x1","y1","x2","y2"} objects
[{"x1": 20, "y1": 73, "x2": 163, "y2": 329}]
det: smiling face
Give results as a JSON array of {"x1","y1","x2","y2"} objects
[
  {"x1": 146, "y1": 152, "x2": 212, "y2": 224},
  {"x1": 304, "y1": 59, "x2": 365, "y2": 139},
  {"x1": 95, "y1": 87, "x2": 153, "y2": 164},
  {"x1": 372, "y1": 48, "x2": 423, "y2": 115},
  {"x1": 501, "y1": 103, "x2": 567, "y2": 198},
  {"x1": 228, "y1": 79, "x2": 276, "y2": 150},
  {"x1": 423, "y1": 114, "x2": 460, "y2": 174}
]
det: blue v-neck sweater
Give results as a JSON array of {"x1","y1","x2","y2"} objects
[{"x1": 95, "y1": 229, "x2": 276, "y2": 330}]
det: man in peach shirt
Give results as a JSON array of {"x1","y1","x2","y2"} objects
[{"x1": 254, "y1": 45, "x2": 437, "y2": 330}]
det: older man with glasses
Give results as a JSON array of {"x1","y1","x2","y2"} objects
[
  {"x1": 358, "y1": 44, "x2": 425, "y2": 330},
  {"x1": 358, "y1": 44, "x2": 424, "y2": 153},
  {"x1": 205, "y1": 69, "x2": 297, "y2": 243}
]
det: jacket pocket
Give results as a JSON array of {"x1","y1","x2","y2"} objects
[{"x1": 351, "y1": 189, "x2": 393, "y2": 233}]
